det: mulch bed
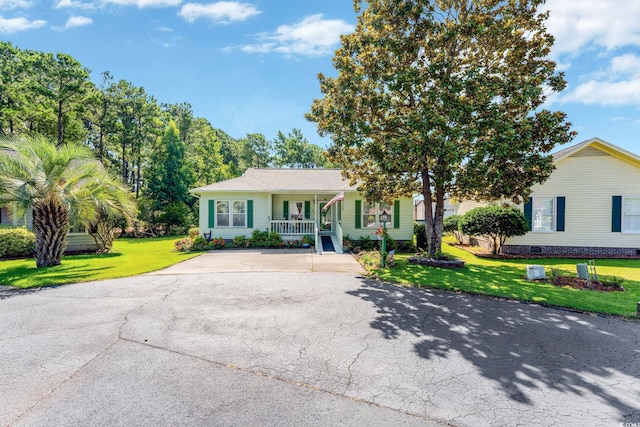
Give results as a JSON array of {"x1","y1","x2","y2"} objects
[{"x1": 549, "y1": 276, "x2": 625, "y2": 292}]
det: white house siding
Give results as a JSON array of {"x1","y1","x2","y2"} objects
[
  {"x1": 340, "y1": 193, "x2": 414, "y2": 241},
  {"x1": 0, "y1": 207, "x2": 33, "y2": 228},
  {"x1": 271, "y1": 194, "x2": 321, "y2": 221},
  {"x1": 198, "y1": 192, "x2": 269, "y2": 240},
  {"x1": 66, "y1": 233, "x2": 98, "y2": 252},
  {"x1": 0, "y1": 207, "x2": 9, "y2": 225},
  {"x1": 456, "y1": 148, "x2": 640, "y2": 255},
  {"x1": 506, "y1": 151, "x2": 640, "y2": 251}
]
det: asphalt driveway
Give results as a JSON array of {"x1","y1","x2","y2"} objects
[{"x1": 1, "y1": 269, "x2": 639, "y2": 426}]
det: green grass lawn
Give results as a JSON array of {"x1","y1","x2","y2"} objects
[
  {"x1": 365, "y1": 244, "x2": 640, "y2": 318},
  {"x1": 0, "y1": 236, "x2": 200, "y2": 289}
]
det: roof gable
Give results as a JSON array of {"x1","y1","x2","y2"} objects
[
  {"x1": 553, "y1": 137, "x2": 640, "y2": 168},
  {"x1": 190, "y1": 168, "x2": 358, "y2": 193}
]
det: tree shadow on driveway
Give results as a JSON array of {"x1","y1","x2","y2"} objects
[{"x1": 347, "y1": 280, "x2": 640, "y2": 421}]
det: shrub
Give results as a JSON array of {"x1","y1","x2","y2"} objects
[
  {"x1": 396, "y1": 240, "x2": 416, "y2": 253},
  {"x1": 358, "y1": 235, "x2": 376, "y2": 250},
  {"x1": 0, "y1": 226, "x2": 35, "y2": 258},
  {"x1": 268, "y1": 231, "x2": 283, "y2": 248},
  {"x1": 210, "y1": 237, "x2": 226, "y2": 250},
  {"x1": 250, "y1": 229, "x2": 269, "y2": 247},
  {"x1": 460, "y1": 205, "x2": 528, "y2": 254},
  {"x1": 188, "y1": 228, "x2": 200, "y2": 238},
  {"x1": 443, "y1": 215, "x2": 464, "y2": 244},
  {"x1": 414, "y1": 223, "x2": 427, "y2": 250},
  {"x1": 174, "y1": 237, "x2": 193, "y2": 252},
  {"x1": 233, "y1": 235, "x2": 249, "y2": 248},
  {"x1": 192, "y1": 236, "x2": 210, "y2": 251}
]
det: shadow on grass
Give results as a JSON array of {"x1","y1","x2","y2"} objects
[
  {"x1": 0, "y1": 260, "x2": 113, "y2": 289},
  {"x1": 348, "y1": 279, "x2": 640, "y2": 421},
  {"x1": 378, "y1": 260, "x2": 639, "y2": 316}
]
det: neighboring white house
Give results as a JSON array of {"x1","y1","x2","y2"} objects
[
  {"x1": 190, "y1": 168, "x2": 414, "y2": 254},
  {"x1": 0, "y1": 207, "x2": 98, "y2": 253},
  {"x1": 455, "y1": 138, "x2": 640, "y2": 257},
  {"x1": 414, "y1": 198, "x2": 455, "y2": 222}
]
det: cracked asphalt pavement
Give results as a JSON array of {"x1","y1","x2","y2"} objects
[{"x1": 1, "y1": 269, "x2": 639, "y2": 426}]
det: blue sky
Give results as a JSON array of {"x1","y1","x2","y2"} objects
[{"x1": 1, "y1": 0, "x2": 640, "y2": 155}]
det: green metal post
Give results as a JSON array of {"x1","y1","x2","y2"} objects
[{"x1": 380, "y1": 221, "x2": 387, "y2": 268}]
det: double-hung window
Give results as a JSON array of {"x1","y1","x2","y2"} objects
[
  {"x1": 216, "y1": 200, "x2": 246, "y2": 227},
  {"x1": 525, "y1": 196, "x2": 565, "y2": 232},
  {"x1": 361, "y1": 201, "x2": 394, "y2": 229},
  {"x1": 532, "y1": 197, "x2": 555, "y2": 232},
  {"x1": 622, "y1": 197, "x2": 640, "y2": 233}
]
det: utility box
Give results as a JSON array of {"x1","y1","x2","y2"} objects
[
  {"x1": 526, "y1": 265, "x2": 546, "y2": 280},
  {"x1": 576, "y1": 263, "x2": 589, "y2": 280}
]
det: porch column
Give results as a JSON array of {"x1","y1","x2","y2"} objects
[{"x1": 268, "y1": 192, "x2": 272, "y2": 232}]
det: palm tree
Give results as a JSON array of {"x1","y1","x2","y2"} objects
[{"x1": 0, "y1": 134, "x2": 136, "y2": 267}]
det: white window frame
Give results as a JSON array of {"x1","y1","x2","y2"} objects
[
  {"x1": 532, "y1": 197, "x2": 556, "y2": 233},
  {"x1": 216, "y1": 200, "x2": 247, "y2": 227},
  {"x1": 362, "y1": 202, "x2": 394, "y2": 229},
  {"x1": 622, "y1": 196, "x2": 640, "y2": 233}
]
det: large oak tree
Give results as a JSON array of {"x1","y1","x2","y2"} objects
[{"x1": 308, "y1": 0, "x2": 575, "y2": 255}]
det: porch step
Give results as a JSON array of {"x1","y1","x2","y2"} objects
[{"x1": 321, "y1": 235, "x2": 335, "y2": 252}]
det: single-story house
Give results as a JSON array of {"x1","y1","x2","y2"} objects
[
  {"x1": 414, "y1": 198, "x2": 455, "y2": 223},
  {"x1": 0, "y1": 207, "x2": 98, "y2": 253},
  {"x1": 189, "y1": 168, "x2": 414, "y2": 254},
  {"x1": 455, "y1": 138, "x2": 640, "y2": 257}
]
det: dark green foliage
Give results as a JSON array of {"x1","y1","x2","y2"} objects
[
  {"x1": 146, "y1": 122, "x2": 194, "y2": 208},
  {"x1": 250, "y1": 229, "x2": 270, "y2": 247},
  {"x1": 0, "y1": 226, "x2": 35, "y2": 258},
  {"x1": 414, "y1": 223, "x2": 427, "y2": 250},
  {"x1": 308, "y1": 0, "x2": 575, "y2": 257},
  {"x1": 268, "y1": 231, "x2": 283, "y2": 247},
  {"x1": 357, "y1": 235, "x2": 377, "y2": 251},
  {"x1": 233, "y1": 235, "x2": 249, "y2": 248},
  {"x1": 460, "y1": 205, "x2": 529, "y2": 254}
]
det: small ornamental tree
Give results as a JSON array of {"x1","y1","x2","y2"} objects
[
  {"x1": 460, "y1": 205, "x2": 528, "y2": 255},
  {"x1": 443, "y1": 215, "x2": 464, "y2": 245}
]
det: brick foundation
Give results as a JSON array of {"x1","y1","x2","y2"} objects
[{"x1": 502, "y1": 245, "x2": 640, "y2": 258}]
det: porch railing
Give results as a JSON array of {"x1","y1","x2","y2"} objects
[{"x1": 270, "y1": 220, "x2": 315, "y2": 236}]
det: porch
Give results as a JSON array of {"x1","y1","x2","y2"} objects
[{"x1": 267, "y1": 192, "x2": 345, "y2": 254}]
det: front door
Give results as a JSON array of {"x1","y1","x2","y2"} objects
[{"x1": 320, "y1": 204, "x2": 332, "y2": 233}]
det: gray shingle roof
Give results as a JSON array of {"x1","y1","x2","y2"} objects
[{"x1": 190, "y1": 168, "x2": 358, "y2": 193}]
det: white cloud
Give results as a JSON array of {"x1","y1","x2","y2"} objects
[
  {"x1": 240, "y1": 14, "x2": 354, "y2": 57},
  {"x1": 103, "y1": 0, "x2": 181, "y2": 8},
  {"x1": 545, "y1": 0, "x2": 640, "y2": 57},
  {"x1": 562, "y1": 54, "x2": 640, "y2": 105},
  {"x1": 155, "y1": 24, "x2": 172, "y2": 32},
  {"x1": 178, "y1": 1, "x2": 259, "y2": 24},
  {"x1": 0, "y1": 0, "x2": 31, "y2": 9},
  {"x1": 0, "y1": 15, "x2": 45, "y2": 32},
  {"x1": 55, "y1": 0, "x2": 97, "y2": 9},
  {"x1": 64, "y1": 14, "x2": 92, "y2": 29}
]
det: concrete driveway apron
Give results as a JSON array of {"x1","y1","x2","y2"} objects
[{"x1": 148, "y1": 249, "x2": 366, "y2": 274}]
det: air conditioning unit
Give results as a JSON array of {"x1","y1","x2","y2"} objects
[{"x1": 526, "y1": 265, "x2": 546, "y2": 280}]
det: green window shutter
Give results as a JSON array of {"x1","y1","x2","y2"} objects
[
  {"x1": 304, "y1": 201, "x2": 310, "y2": 219},
  {"x1": 556, "y1": 197, "x2": 565, "y2": 232},
  {"x1": 393, "y1": 200, "x2": 400, "y2": 228},
  {"x1": 523, "y1": 199, "x2": 532, "y2": 231},
  {"x1": 208, "y1": 200, "x2": 215, "y2": 228},
  {"x1": 612, "y1": 196, "x2": 622, "y2": 232},
  {"x1": 355, "y1": 200, "x2": 361, "y2": 229},
  {"x1": 283, "y1": 201, "x2": 289, "y2": 220},
  {"x1": 247, "y1": 200, "x2": 253, "y2": 228}
]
